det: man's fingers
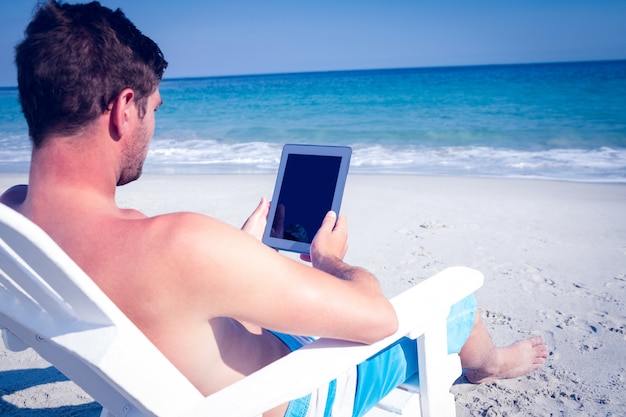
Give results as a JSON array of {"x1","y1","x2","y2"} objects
[
  {"x1": 333, "y1": 214, "x2": 347, "y2": 232},
  {"x1": 320, "y1": 210, "x2": 337, "y2": 230}
]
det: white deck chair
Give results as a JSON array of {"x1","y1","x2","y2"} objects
[{"x1": 0, "y1": 203, "x2": 483, "y2": 417}]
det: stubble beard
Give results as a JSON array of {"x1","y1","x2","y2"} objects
[{"x1": 118, "y1": 125, "x2": 150, "y2": 186}]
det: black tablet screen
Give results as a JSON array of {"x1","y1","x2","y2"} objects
[{"x1": 270, "y1": 154, "x2": 341, "y2": 244}]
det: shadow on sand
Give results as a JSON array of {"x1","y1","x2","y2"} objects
[{"x1": 0, "y1": 366, "x2": 101, "y2": 417}]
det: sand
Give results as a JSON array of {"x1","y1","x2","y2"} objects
[{"x1": 1, "y1": 173, "x2": 625, "y2": 416}]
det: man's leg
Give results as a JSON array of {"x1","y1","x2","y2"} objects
[
  {"x1": 460, "y1": 312, "x2": 549, "y2": 383},
  {"x1": 351, "y1": 296, "x2": 549, "y2": 416},
  {"x1": 351, "y1": 295, "x2": 477, "y2": 417}
]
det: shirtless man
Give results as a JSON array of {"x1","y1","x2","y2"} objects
[{"x1": 2, "y1": 2, "x2": 547, "y2": 416}]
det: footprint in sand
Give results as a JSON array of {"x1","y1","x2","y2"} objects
[
  {"x1": 482, "y1": 309, "x2": 515, "y2": 330},
  {"x1": 605, "y1": 273, "x2": 626, "y2": 291},
  {"x1": 419, "y1": 220, "x2": 449, "y2": 230},
  {"x1": 519, "y1": 266, "x2": 558, "y2": 295},
  {"x1": 597, "y1": 314, "x2": 626, "y2": 336}
]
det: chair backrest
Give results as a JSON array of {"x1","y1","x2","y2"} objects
[{"x1": 0, "y1": 204, "x2": 202, "y2": 417}]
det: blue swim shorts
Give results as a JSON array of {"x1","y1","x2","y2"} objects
[{"x1": 273, "y1": 294, "x2": 477, "y2": 417}]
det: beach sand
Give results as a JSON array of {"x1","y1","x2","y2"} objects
[{"x1": 1, "y1": 173, "x2": 625, "y2": 416}]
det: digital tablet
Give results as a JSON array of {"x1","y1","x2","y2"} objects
[{"x1": 262, "y1": 144, "x2": 352, "y2": 254}]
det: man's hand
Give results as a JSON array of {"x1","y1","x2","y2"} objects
[
  {"x1": 241, "y1": 197, "x2": 269, "y2": 241},
  {"x1": 306, "y1": 211, "x2": 349, "y2": 269}
]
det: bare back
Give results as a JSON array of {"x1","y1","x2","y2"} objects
[{"x1": 1, "y1": 187, "x2": 287, "y2": 393}]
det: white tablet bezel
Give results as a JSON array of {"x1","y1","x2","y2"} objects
[{"x1": 262, "y1": 144, "x2": 352, "y2": 254}]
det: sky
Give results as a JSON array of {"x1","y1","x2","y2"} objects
[{"x1": 1, "y1": 0, "x2": 625, "y2": 87}]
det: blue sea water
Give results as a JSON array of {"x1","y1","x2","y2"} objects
[{"x1": 1, "y1": 60, "x2": 625, "y2": 182}]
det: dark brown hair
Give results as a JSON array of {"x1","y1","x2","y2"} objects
[{"x1": 15, "y1": 1, "x2": 168, "y2": 147}]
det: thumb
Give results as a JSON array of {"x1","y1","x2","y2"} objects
[
  {"x1": 320, "y1": 210, "x2": 337, "y2": 230},
  {"x1": 254, "y1": 196, "x2": 269, "y2": 214}
]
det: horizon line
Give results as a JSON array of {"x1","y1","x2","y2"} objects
[
  {"x1": 162, "y1": 58, "x2": 626, "y2": 83},
  {"x1": 1, "y1": 58, "x2": 625, "y2": 89}
]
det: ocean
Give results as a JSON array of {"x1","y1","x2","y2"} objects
[{"x1": 1, "y1": 60, "x2": 625, "y2": 182}]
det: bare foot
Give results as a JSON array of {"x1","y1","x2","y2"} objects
[{"x1": 465, "y1": 336, "x2": 548, "y2": 384}]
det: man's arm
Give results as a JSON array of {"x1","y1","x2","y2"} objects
[
  {"x1": 242, "y1": 199, "x2": 381, "y2": 296},
  {"x1": 308, "y1": 211, "x2": 385, "y2": 298},
  {"x1": 168, "y1": 210, "x2": 398, "y2": 345}
]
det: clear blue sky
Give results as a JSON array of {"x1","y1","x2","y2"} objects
[{"x1": 1, "y1": 0, "x2": 625, "y2": 87}]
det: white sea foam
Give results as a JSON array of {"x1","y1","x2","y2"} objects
[
  {"x1": 142, "y1": 139, "x2": 626, "y2": 182},
  {"x1": 2, "y1": 133, "x2": 624, "y2": 182}
]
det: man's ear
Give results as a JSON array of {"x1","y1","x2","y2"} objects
[{"x1": 109, "y1": 88, "x2": 135, "y2": 140}]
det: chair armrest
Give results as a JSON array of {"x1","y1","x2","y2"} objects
[
  {"x1": 392, "y1": 267, "x2": 484, "y2": 340},
  {"x1": 181, "y1": 267, "x2": 484, "y2": 417},
  {"x1": 1, "y1": 327, "x2": 29, "y2": 352}
]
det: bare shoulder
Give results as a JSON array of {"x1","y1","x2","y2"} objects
[
  {"x1": 0, "y1": 184, "x2": 28, "y2": 208},
  {"x1": 134, "y1": 210, "x2": 272, "y2": 281},
  {"x1": 97, "y1": 210, "x2": 258, "y2": 320},
  {"x1": 144, "y1": 211, "x2": 251, "y2": 253},
  {"x1": 125, "y1": 210, "x2": 278, "y2": 316}
]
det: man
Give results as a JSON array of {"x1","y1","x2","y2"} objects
[{"x1": 2, "y1": 2, "x2": 547, "y2": 416}]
